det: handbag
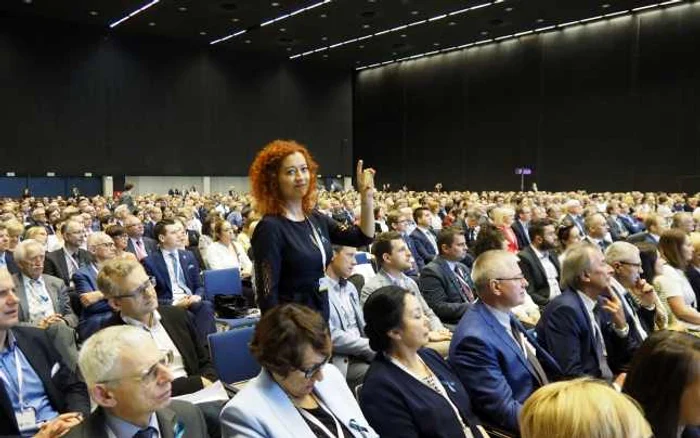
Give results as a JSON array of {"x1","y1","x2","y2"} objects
[{"x1": 213, "y1": 294, "x2": 249, "y2": 319}]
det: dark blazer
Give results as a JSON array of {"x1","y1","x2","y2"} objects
[
  {"x1": 517, "y1": 245, "x2": 561, "y2": 308},
  {"x1": 536, "y1": 288, "x2": 641, "y2": 380},
  {"x1": 606, "y1": 215, "x2": 628, "y2": 242},
  {"x1": 64, "y1": 400, "x2": 207, "y2": 438},
  {"x1": 72, "y1": 265, "x2": 113, "y2": 341},
  {"x1": 403, "y1": 234, "x2": 425, "y2": 273},
  {"x1": 563, "y1": 213, "x2": 585, "y2": 235},
  {"x1": 410, "y1": 228, "x2": 438, "y2": 265},
  {"x1": 3, "y1": 251, "x2": 19, "y2": 275},
  {"x1": 99, "y1": 306, "x2": 217, "y2": 396},
  {"x1": 626, "y1": 232, "x2": 657, "y2": 246},
  {"x1": 142, "y1": 249, "x2": 204, "y2": 304},
  {"x1": 13, "y1": 273, "x2": 78, "y2": 327},
  {"x1": 43, "y1": 248, "x2": 91, "y2": 286},
  {"x1": 0, "y1": 326, "x2": 90, "y2": 437},
  {"x1": 143, "y1": 221, "x2": 157, "y2": 240},
  {"x1": 511, "y1": 221, "x2": 529, "y2": 250},
  {"x1": 449, "y1": 301, "x2": 561, "y2": 433},
  {"x1": 686, "y1": 266, "x2": 700, "y2": 311},
  {"x1": 126, "y1": 236, "x2": 158, "y2": 258},
  {"x1": 360, "y1": 348, "x2": 485, "y2": 438},
  {"x1": 419, "y1": 256, "x2": 474, "y2": 325}
]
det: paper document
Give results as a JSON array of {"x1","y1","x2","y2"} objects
[{"x1": 172, "y1": 380, "x2": 229, "y2": 405}]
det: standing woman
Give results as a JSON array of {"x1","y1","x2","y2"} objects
[{"x1": 250, "y1": 140, "x2": 375, "y2": 319}]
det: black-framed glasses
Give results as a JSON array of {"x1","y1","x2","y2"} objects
[
  {"x1": 94, "y1": 241, "x2": 115, "y2": 248},
  {"x1": 298, "y1": 355, "x2": 330, "y2": 379},
  {"x1": 494, "y1": 274, "x2": 526, "y2": 282},
  {"x1": 97, "y1": 350, "x2": 173, "y2": 385},
  {"x1": 112, "y1": 276, "x2": 157, "y2": 299},
  {"x1": 619, "y1": 261, "x2": 642, "y2": 268}
]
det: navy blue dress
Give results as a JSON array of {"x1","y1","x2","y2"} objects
[{"x1": 252, "y1": 210, "x2": 372, "y2": 320}]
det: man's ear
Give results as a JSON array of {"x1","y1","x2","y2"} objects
[
  {"x1": 91, "y1": 384, "x2": 118, "y2": 408},
  {"x1": 107, "y1": 298, "x2": 121, "y2": 313}
]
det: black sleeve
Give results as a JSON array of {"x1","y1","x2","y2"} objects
[
  {"x1": 251, "y1": 218, "x2": 283, "y2": 312},
  {"x1": 518, "y1": 257, "x2": 550, "y2": 308},
  {"x1": 317, "y1": 213, "x2": 373, "y2": 248},
  {"x1": 419, "y1": 268, "x2": 467, "y2": 324}
]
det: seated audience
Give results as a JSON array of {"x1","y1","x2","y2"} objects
[
  {"x1": 511, "y1": 205, "x2": 531, "y2": 249},
  {"x1": 360, "y1": 285, "x2": 487, "y2": 438},
  {"x1": 105, "y1": 225, "x2": 139, "y2": 262},
  {"x1": 71, "y1": 232, "x2": 117, "y2": 341},
  {"x1": 672, "y1": 212, "x2": 696, "y2": 235},
  {"x1": 686, "y1": 232, "x2": 700, "y2": 310},
  {"x1": 583, "y1": 212, "x2": 611, "y2": 252},
  {"x1": 43, "y1": 220, "x2": 91, "y2": 288},
  {"x1": 220, "y1": 304, "x2": 378, "y2": 437},
  {"x1": 361, "y1": 232, "x2": 451, "y2": 355},
  {"x1": 623, "y1": 330, "x2": 700, "y2": 438},
  {"x1": 655, "y1": 229, "x2": 700, "y2": 329},
  {"x1": 6, "y1": 219, "x2": 24, "y2": 253},
  {"x1": 66, "y1": 325, "x2": 207, "y2": 438},
  {"x1": 628, "y1": 213, "x2": 666, "y2": 245},
  {"x1": 203, "y1": 218, "x2": 252, "y2": 275},
  {"x1": 536, "y1": 243, "x2": 641, "y2": 383},
  {"x1": 24, "y1": 226, "x2": 49, "y2": 251},
  {"x1": 449, "y1": 250, "x2": 561, "y2": 434},
  {"x1": 607, "y1": 201, "x2": 631, "y2": 241},
  {"x1": 518, "y1": 218, "x2": 561, "y2": 309},
  {"x1": 124, "y1": 215, "x2": 158, "y2": 261},
  {"x1": 556, "y1": 222, "x2": 582, "y2": 264},
  {"x1": 521, "y1": 377, "x2": 651, "y2": 438},
  {"x1": 142, "y1": 219, "x2": 216, "y2": 343},
  {"x1": 387, "y1": 210, "x2": 422, "y2": 276},
  {"x1": 563, "y1": 199, "x2": 586, "y2": 235},
  {"x1": 0, "y1": 223, "x2": 19, "y2": 274},
  {"x1": 492, "y1": 207, "x2": 519, "y2": 253},
  {"x1": 419, "y1": 227, "x2": 475, "y2": 327},
  {"x1": 13, "y1": 239, "x2": 80, "y2": 371},
  {"x1": 325, "y1": 245, "x2": 375, "y2": 389},
  {"x1": 0, "y1": 267, "x2": 89, "y2": 438}
]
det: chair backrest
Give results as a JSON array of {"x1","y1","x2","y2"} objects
[
  {"x1": 208, "y1": 325, "x2": 261, "y2": 384},
  {"x1": 203, "y1": 267, "x2": 242, "y2": 301}
]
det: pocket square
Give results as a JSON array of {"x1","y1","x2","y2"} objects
[{"x1": 50, "y1": 362, "x2": 61, "y2": 378}]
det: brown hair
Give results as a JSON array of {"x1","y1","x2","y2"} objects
[
  {"x1": 250, "y1": 304, "x2": 330, "y2": 377},
  {"x1": 659, "y1": 229, "x2": 690, "y2": 270}
]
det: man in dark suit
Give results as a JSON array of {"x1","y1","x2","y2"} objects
[
  {"x1": 0, "y1": 267, "x2": 89, "y2": 438},
  {"x1": 449, "y1": 250, "x2": 561, "y2": 434},
  {"x1": 26, "y1": 207, "x2": 53, "y2": 236},
  {"x1": 627, "y1": 213, "x2": 665, "y2": 246},
  {"x1": 511, "y1": 205, "x2": 531, "y2": 249},
  {"x1": 563, "y1": 199, "x2": 585, "y2": 235},
  {"x1": 463, "y1": 209, "x2": 481, "y2": 249},
  {"x1": 124, "y1": 215, "x2": 158, "y2": 261},
  {"x1": 518, "y1": 218, "x2": 561, "y2": 310},
  {"x1": 44, "y1": 220, "x2": 91, "y2": 287},
  {"x1": 143, "y1": 206, "x2": 163, "y2": 240},
  {"x1": 420, "y1": 228, "x2": 475, "y2": 327},
  {"x1": 142, "y1": 219, "x2": 215, "y2": 343},
  {"x1": 536, "y1": 244, "x2": 641, "y2": 385},
  {"x1": 606, "y1": 201, "x2": 630, "y2": 241},
  {"x1": 410, "y1": 207, "x2": 438, "y2": 267},
  {"x1": 583, "y1": 212, "x2": 611, "y2": 252},
  {"x1": 0, "y1": 224, "x2": 19, "y2": 274},
  {"x1": 387, "y1": 210, "x2": 422, "y2": 277},
  {"x1": 66, "y1": 325, "x2": 207, "y2": 438}
]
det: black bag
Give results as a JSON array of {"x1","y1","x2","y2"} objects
[{"x1": 214, "y1": 294, "x2": 249, "y2": 319}]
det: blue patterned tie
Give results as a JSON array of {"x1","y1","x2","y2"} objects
[{"x1": 133, "y1": 426, "x2": 157, "y2": 438}]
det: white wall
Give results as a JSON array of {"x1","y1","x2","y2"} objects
[{"x1": 125, "y1": 176, "x2": 250, "y2": 195}]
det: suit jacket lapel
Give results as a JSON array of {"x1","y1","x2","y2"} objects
[
  {"x1": 57, "y1": 249, "x2": 70, "y2": 282},
  {"x1": 13, "y1": 329, "x2": 60, "y2": 407},
  {"x1": 0, "y1": 381, "x2": 18, "y2": 433},
  {"x1": 179, "y1": 251, "x2": 192, "y2": 289},
  {"x1": 437, "y1": 258, "x2": 465, "y2": 302},
  {"x1": 42, "y1": 275, "x2": 60, "y2": 313},
  {"x1": 83, "y1": 407, "x2": 111, "y2": 438},
  {"x1": 328, "y1": 288, "x2": 346, "y2": 330},
  {"x1": 13, "y1": 276, "x2": 30, "y2": 322},
  {"x1": 476, "y1": 304, "x2": 532, "y2": 374},
  {"x1": 527, "y1": 247, "x2": 548, "y2": 286},
  {"x1": 570, "y1": 290, "x2": 599, "y2": 357},
  {"x1": 154, "y1": 252, "x2": 173, "y2": 294},
  {"x1": 156, "y1": 406, "x2": 178, "y2": 438},
  {"x1": 350, "y1": 289, "x2": 365, "y2": 335},
  {"x1": 258, "y1": 370, "x2": 312, "y2": 437}
]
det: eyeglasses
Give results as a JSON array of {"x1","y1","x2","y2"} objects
[
  {"x1": 97, "y1": 350, "x2": 173, "y2": 385},
  {"x1": 94, "y1": 242, "x2": 115, "y2": 248},
  {"x1": 297, "y1": 355, "x2": 330, "y2": 379},
  {"x1": 112, "y1": 276, "x2": 157, "y2": 299},
  {"x1": 619, "y1": 261, "x2": 642, "y2": 268},
  {"x1": 494, "y1": 274, "x2": 526, "y2": 282}
]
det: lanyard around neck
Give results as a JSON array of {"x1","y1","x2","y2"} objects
[
  {"x1": 0, "y1": 348, "x2": 25, "y2": 408},
  {"x1": 307, "y1": 216, "x2": 327, "y2": 271},
  {"x1": 297, "y1": 395, "x2": 343, "y2": 438}
]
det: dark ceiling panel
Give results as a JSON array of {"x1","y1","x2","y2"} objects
[{"x1": 0, "y1": 0, "x2": 677, "y2": 69}]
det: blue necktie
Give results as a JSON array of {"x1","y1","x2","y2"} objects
[
  {"x1": 133, "y1": 426, "x2": 157, "y2": 438},
  {"x1": 169, "y1": 252, "x2": 191, "y2": 295}
]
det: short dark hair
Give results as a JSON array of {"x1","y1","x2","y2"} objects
[
  {"x1": 153, "y1": 219, "x2": 176, "y2": 241},
  {"x1": 250, "y1": 304, "x2": 330, "y2": 377},
  {"x1": 635, "y1": 242, "x2": 658, "y2": 284},
  {"x1": 386, "y1": 210, "x2": 404, "y2": 230},
  {"x1": 557, "y1": 222, "x2": 577, "y2": 249},
  {"x1": 528, "y1": 218, "x2": 554, "y2": 241},
  {"x1": 436, "y1": 227, "x2": 464, "y2": 255},
  {"x1": 623, "y1": 330, "x2": 700, "y2": 438},
  {"x1": 471, "y1": 224, "x2": 505, "y2": 258},
  {"x1": 363, "y1": 285, "x2": 408, "y2": 353},
  {"x1": 105, "y1": 224, "x2": 127, "y2": 239},
  {"x1": 413, "y1": 207, "x2": 430, "y2": 223},
  {"x1": 372, "y1": 231, "x2": 402, "y2": 268}
]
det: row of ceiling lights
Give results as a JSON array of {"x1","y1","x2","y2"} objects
[{"x1": 356, "y1": 0, "x2": 688, "y2": 71}]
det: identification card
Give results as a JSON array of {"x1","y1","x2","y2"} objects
[{"x1": 16, "y1": 407, "x2": 37, "y2": 432}]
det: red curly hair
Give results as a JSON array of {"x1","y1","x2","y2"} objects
[{"x1": 249, "y1": 140, "x2": 319, "y2": 216}]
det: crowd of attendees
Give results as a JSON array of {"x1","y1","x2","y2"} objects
[{"x1": 3, "y1": 141, "x2": 700, "y2": 436}]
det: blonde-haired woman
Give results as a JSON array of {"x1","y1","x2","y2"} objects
[
  {"x1": 491, "y1": 207, "x2": 519, "y2": 253},
  {"x1": 520, "y1": 378, "x2": 652, "y2": 438}
]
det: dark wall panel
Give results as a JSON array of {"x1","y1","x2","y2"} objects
[
  {"x1": 0, "y1": 18, "x2": 352, "y2": 176},
  {"x1": 354, "y1": 4, "x2": 700, "y2": 192}
]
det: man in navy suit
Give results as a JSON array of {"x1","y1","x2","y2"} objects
[
  {"x1": 420, "y1": 227, "x2": 475, "y2": 327},
  {"x1": 536, "y1": 243, "x2": 641, "y2": 385},
  {"x1": 0, "y1": 224, "x2": 19, "y2": 275},
  {"x1": 511, "y1": 205, "x2": 531, "y2": 250},
  {"x1": 142, "y1": 219, "x2": 215, "y2": 344},
  {"x1": 449, "y1": 250, "x2": 561, "y2": 434},
  {"x1": 627, "y1": 213, "x2": 665, "y2": 246},
  {"x1": 387, "y1": 210, "x2": 422, "y2": 277},
  {"x1": 410, "y1": 207, "x2": 438, "y2": 267},
  {"x1": 124, "y1": 216, "x2": 158, "y2": 261}
]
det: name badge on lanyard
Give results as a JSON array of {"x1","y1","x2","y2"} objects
[
  {"x1": 307, "y1": 217, "x2": 328, "y2": 292},
  {"x1": 1, "y1": 349, "x2": 38, "y2": 432}
]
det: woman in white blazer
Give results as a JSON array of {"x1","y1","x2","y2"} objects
[{"x1": 220, "y1": 304, "x2": 378, "y2": 438}]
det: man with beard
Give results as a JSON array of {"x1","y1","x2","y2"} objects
[{"x1": 517, "y1": 219, "x2": 561, "y2": 310}]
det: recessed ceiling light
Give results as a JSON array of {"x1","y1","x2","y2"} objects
[
  {"x1": 22, "y1": 0, "x2": 32, "y2": 4},
  {"x1": 411, "y1": 10, "x2": 419, "y2": 15},
  {"x1": 148, "y1": 21, "x2": 156, "y2": 26},
  {"x1": 323, "y1": 54, "x2": 329, "y2": 58},
  {"x1": 392, "y1": 52, "x2": 397, "y2": 55},
  {"x1": 602, "y1": 3, "x2": 610, "y2": 8},
  {"x1": 448, "y1": 21, "x2": 456, "y2": 26},
  {"x1": 536, "y1": 18, "x2": 545, "y2": 23},
  {"x1": 279, "y1": 27, "x2": 286, "y2": 32},
  {"x1": 505, "y1": 7, "x2": 513, "y2": 12},
  {"x1": 178, "y1": 6, "x2": 187, "y2": 12},
  {"x1": 359, "y1": 45, "x2": 365, "y2": 49},
  {"x1": 245, "y1": 39, "x2": 251, "y2": 43},
  {"x1": 356, "y1": 61, "x2": 360, "y2": 64},
  {"x1": 433, "y1": 42, "x2": 440, "y2": 46},
  {"x1": 271, "y1": 2, "x2": 280, "y2": 6},
  {"x1": 480, "y1": 31, "x2": 489, "y2": 36},
  {"x1": 400, "y1": 34, "x2": 407, "y2": 38},
  {"x1": 89, "y1": 11, "x2": 99, "y2": 16},
  {"x1": 321, "y1": 36, "x2": 328, "y2": 41},
  {"x1": 231, "y1": 18, "x2": 240, "y2": 22},
  {"x1": 200, "y1": 31, "x2": 207, "y2": 35},
  {"x1": 320, "y1": 13, "x2": 327, "y2": 18},
  {"x1": 362, "y1": 24, "x2": 371, "y2": 29},
  {"x1": 287, "y1": 47, "x2": 292, "y2": 51}
]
